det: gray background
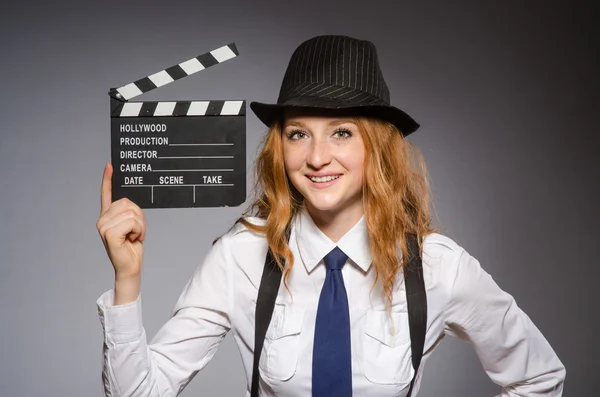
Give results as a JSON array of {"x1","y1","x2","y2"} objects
[{"x1": 0, "y1": 1, "x2": 597, "y2": 396}]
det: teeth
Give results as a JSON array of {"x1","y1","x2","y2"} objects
[{"x1": 310, "y1": 175, "x2": 340, "y2": 183}]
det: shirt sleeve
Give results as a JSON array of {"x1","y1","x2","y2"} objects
[
  {"x1": 96, "y1": 233, "x2": 234, "y2": 397},
  {"x1": 443, "y1": 247, "x2": 566, "y2": 396}
]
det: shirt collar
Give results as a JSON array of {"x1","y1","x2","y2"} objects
[{"x1": 294, "y1": 205, "x2": 372, "y2": 273}]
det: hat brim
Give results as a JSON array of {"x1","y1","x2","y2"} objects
[{"x1": 250, "y1": 97, "x2": 420, "y2": 136}]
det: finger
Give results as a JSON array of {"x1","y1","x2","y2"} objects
[
  {"x1": 120, "y1": 200, "x2": 146, "y2": 241},
  {"x1": 100, "y1": 161, "x2": 113, "y2": 215},
  {"x1": 139, "y1": 210, "x2": 147, "y2": 241},
  {"x1": 127, "y1": 213, "x2": 144, "y2": 243},
  {"x1": 108, "y1": 216, "x2": 144, "y2": 245},
  {"x1": 99, "y1": 210, "x2": 144, "y2": 243},
  {"x1": 97, "y1": 197, "x2": 144, "y2": 231},
  {"x1": 125, "y1": 211, "x2": 145, "y2": 242},
  {"x1": 121, "y1": 201, "x2": 146, "y2": 241}
]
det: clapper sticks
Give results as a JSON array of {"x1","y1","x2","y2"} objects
[{"x1": 109, "y1": 42, "x2": 246, "y2": 208}]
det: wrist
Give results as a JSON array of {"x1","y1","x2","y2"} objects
[
  {"x1": 115, "y1": 272, "x2": 141, "y2": 282},
  {"x1": 113, "y1": 275, "x2": 141, "y2": 305}
]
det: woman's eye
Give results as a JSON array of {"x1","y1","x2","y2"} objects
[
  {"x1": 333, "y1": 128, "x2": 352, "y2": 138},
  {"x1": 287, "y1": 130, "x2": 307, "y2": 140}
]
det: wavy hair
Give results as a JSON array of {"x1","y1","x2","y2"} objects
[{"x1": 228, "y1": 111, "x2": 439, "y2": 308}]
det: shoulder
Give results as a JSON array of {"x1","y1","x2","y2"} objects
[
  {"x1": 419, "y1": 232, "x2": 468, "y2": 289},
  {"x1": 422, "y1": 231, "x2": 464, "y2": 259},
  {"x1": 208, "y1": 216, "x2": 268, "y2": 263},
  {"x1": 222, "y1": 216, "x2": 267, "y2": 242}
]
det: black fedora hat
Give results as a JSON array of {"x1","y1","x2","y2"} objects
[{"x1": 250, "y1": 35, "x2": 420, "y2": 136}]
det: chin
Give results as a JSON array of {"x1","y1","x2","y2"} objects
[
  {"x1": 307, "y1": 200, "x2": 342, "y2": 213},
  {"x1": 304, "y1": 193, "x2": 350, "y2": 213}
]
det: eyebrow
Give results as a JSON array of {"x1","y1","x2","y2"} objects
[{"x1": 284, "y1": 119, "x2": 356, "y2": 128}]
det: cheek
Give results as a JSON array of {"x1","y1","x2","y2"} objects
[
  {"x1": 338, "y1": 148, "x2": 365, "y2": 176},
  {"x1": 282, "y1": 146, "x2": 304, "y2": 175}
]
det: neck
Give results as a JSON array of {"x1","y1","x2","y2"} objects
[{"x1": 306, "y1": 202, "x2": 365, "y2": 242}]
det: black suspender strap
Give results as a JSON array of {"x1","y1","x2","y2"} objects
[
  {"x1": 251, "y1": 247, "x2": 283, "y2": 397},
  {"x1": 250, "y1": 233, "x2": 427, "y2": 397},
  {"x1": 404, "y1": 233, "x2": 428, "y2": 397}
]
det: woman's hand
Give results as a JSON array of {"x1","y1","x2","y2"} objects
[{"x1": 96, "y1": 161, "x2": 146, "y2": 280}]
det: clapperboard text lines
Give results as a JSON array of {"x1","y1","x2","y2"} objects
[
  {"x1": 169, "y1": 143, "x2": 234, "y2": 146},
  {"x1": 158, "y1": 156, "x2": 233, "y2": 159},
  {"x1": 151, "y1": 169, "x2": 234, "y2": 172}
]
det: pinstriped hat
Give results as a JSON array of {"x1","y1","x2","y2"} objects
[{"x1": 250, "y1": 35, "x2": 419, "y2": 136}]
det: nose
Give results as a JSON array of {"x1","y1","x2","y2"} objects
[{"x1": 306, "y1": 136, "x2": 332, "y2": 169}]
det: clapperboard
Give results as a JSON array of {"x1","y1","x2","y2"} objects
[{"x1": 109, "y1": 42, "x2": 245, "y2": 209}]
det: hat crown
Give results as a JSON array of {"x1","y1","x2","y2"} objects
[
  {"x1": 277, "y1": 35, "x2": 390, "y2": 106},
  {"x1": 249, "y1": 34, "x2": 420, "y2": 136}
]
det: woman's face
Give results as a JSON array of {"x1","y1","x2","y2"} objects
[{"x1": 282, "y1": 109, "x2": 365, "y2": 218}]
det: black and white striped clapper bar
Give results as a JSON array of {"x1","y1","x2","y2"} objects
[{"x1": 109, "y1": 42, "x2": 245, "y2": 209}]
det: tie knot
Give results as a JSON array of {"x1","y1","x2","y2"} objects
[{"x1": 323, "y1": 246, "x2": 348, "y2": 271}]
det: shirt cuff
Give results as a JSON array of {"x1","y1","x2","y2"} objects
[{"x1": 96, "y1": 289, "x2": 144, "y2": 345}]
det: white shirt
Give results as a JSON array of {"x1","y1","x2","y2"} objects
[{"x1": 96, "y1": 206, "x2": 565, "y2": 396}]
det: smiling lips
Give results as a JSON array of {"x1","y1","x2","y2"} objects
[
  {"x1": 306, "y1": 174, "x2": 342, "y2": 189},
  {"x1": 309, "y1": 175, "x2": 340, "y2": 182}
]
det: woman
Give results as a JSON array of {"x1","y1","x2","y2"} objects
[{"x1": 96, "y1": 35, "x2": 565, "y2": 396}]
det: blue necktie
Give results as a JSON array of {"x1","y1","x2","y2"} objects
[{"x1": 312, "y1": 246, "x2": 352, "y2": 397}]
